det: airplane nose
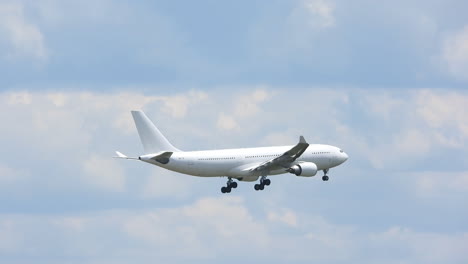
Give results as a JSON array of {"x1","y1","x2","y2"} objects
[{"x1": 341, "y1": 152, "x2": 348, "y2": 163}]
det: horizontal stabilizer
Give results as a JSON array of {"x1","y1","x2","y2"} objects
[
  {"x1": 113, "y1": 151, "x2": 139, "y2": 160},
  {"x1": 116, "y1": 151, "x2": 127, "y2": 158},
  {"x1": 139, "y1": 151, "x2": 173, "y2": 164}
]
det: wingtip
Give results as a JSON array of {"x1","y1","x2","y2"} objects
[{"x1": 299, "y1": 135, "x2": 307, "y2": 144}]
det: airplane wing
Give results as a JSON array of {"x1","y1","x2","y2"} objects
[{"x1": 248, "y1": 136, "x2": 309, "y2": 173}]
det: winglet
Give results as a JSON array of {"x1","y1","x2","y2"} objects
[{"x1": 299, "y1": 135, "x2": 307, "y2": 144}]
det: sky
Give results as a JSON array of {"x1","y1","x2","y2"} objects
[{"x1": 0, "y1": 0, "x2": 467, "y2": 263}]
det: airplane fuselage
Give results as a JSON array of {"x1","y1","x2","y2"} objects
[
  {"x1": 140, "y1": 144, "x2": 347, "y2": 181},
  {"x1": 116, "y1": 110, "x2": 349, "y2": 192}
]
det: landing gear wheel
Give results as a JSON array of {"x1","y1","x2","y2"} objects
[
  {"x1": 254, "y1": 184, "x2": 260, "y2": 191},
  {"x1": 230, "y1": 182, "x2": 238, "y2": 188},
  {"x1": 259, "y1": 184, "x2": 265, "y2": 190},
  {"x1": 221, "y1": 186, "x2": 227, "y2": 193},
  {"x1": 322, "y1": 175, "x2": 329, "y2": 181},
  {"x1": 264, "y1": 179, "x2": 271, "y2": 186},
  {"x1": 226, "y1": 187, "x2": 232, "y2": 193}
]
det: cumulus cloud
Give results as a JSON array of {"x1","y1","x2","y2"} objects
[
  {"x1": 369, "y1": 226, "x2": 468, "y2": 264},
  {"x1": 124, "y1": 196, "x2": 269, "y2": 258},
  {"x1": 0, "y1": 196, "x2": 466, "y2": 263},
  {"x1": 160, "y1": 90, "x2": 208, "y2": 119},
  {"x1": 0, "y1": 2, "x2": 47, "y2": 61},
  {"x1": 416, "y1": 89, "x2": 468, "y2": 144},
  {"x1": 7, "y1": 91, "x2": 33, "y2": 105},
  {"x1": 408, "y1": 171, "x2": 468, "y2": 197},
  {"x1": 352, "y1": 89, "x2": 468, "y2": 168},
  {"x1": 0, "y1": 87, "x2": 467, "y2": 263},
  {"x1": 301, "y1": 0, "x2": 336, "y2": 29},
  {"x1": 1, "y1": 88, "x2": 466, "y2": 196},
  {"x1": 217, "y1": 112, "x2": 239, "y2": 131},
  {"x1": 216, "y1": 88, "x2": 272, "y2": 131},
  {"x1": 0, "y1": 90, "x2": 211, "y2": 199},
  {"x1": 248, "y1": 0, "x2": 337, "y2": 62},
  {"x1": 141, "y1": 171, "x2": 194, "y2": 199},
  {"x1": 0, "y1": 220, "x2": 22, "y2": 253},
  {"x1": 267, "y1": 208, "x2": 298, "y2": 227},
  {"x1": 441, "y1": 25, "x2": 468, "y2": 81},
  {"x1": 83, "y1": 155, "x2": 126, "y2": 192}
]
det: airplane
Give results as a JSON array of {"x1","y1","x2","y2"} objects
[{"x1": 115, "y1": 110, "x2": 348, "y2": 193}]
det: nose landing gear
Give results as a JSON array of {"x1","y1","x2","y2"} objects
[
  {"x1": 254, "y1": 176, "x2": 271, "y2": 191},
  {"x1": 221, "y1": 177, "x2": 238, "y2": 193},
  {"x1": 322, "y1": 169, "x2": 329, "y2": 181}
]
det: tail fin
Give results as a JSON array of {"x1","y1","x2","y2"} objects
[{"x1": 131, "y1": 110, "x2": 180, "y2": 153}]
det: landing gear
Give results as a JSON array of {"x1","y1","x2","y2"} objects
[
  {"x1": 254, "y1": 176, "x2": 271, "y2": 191},
  {"x1": 322, "y1": 169, "x2": 329, "y2": 181},
  {"x1": 221, "y1": 178, "x2": 238, "y2": 193}
]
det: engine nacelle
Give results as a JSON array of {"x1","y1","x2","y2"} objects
[{"x1": 287, "y1": 162, "x2": 318, "y2": 177}]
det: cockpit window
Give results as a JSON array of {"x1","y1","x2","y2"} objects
[{"x1": 340, "y1": 149, "x2": 344, "y2": 153}]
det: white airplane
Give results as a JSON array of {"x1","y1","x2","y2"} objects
[{"x1": 115, "y1": 111, "x2": 348, "y2": 193}]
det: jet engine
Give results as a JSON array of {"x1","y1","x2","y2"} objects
[{"x1": 287, "y1": 162, "x2": 317, "y2": 177}]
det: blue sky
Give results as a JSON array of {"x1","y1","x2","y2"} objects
[{"x1": 0, "y1": 0, "x2": 467, "y2": 263}]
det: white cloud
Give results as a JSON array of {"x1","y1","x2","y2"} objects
[
  {"x1": 141, "y1": 171, "x2": 193, "y2": 199},
  {"x1": 110, "y1": 197, "x2": 269, "y2": 258},
  {"x1": 46, "y1": 93, "x2": 68, "y2": 107},
  {"x1": 160, "y1": 90, "x2": 208, "y2": 119},
  {"x1": 217, "y1": 112, "x2": 239, "y2": 131},
  {"x1": 0, "y1": 2, "x2": 47, "y2": 61},
  {"x1": 393, "y1": 128, "x2": 431, "y2": 155},
  {"x1": 370, "y1": 226, "x2": 468, "y2": 264},
  {"x1": 7, "y1": 91, "x2": 32, "y2": 105},
  {"x1": 233, "y1": 88, "x2": 271, "y2": 118},
  {"x1": 0, "y1": 164, "x2": 30, "y2": 192},
  {"x1": 267, "y1": 208, "x2": 298, "y2": 227},
  {"x1": 261, "y1": 131, "x2": 301, "y2": 146},
  {"x1": 441, "y1": 25, "x2": 468, "y2": 81},
  {"x1": 360, "y1": 92, "x2": 405, "y2": 120},
  {"x1": 0, "y1": 220, "x2": 23, "y2": 253},
  {"x1": 1, "y1": 197, "x2": 466, "y2": 263},
  {"x1": 408, "y1": 171, "x2": 468, "y2": 197},
  {"x1": 248, "y1": 0, "x2": 336, "y2": 62},
  {"x1": 52, "y1": 216, "x2": 89, "y2": 233},
  {"x1": 302, "y1": 0, "x2": 336, "y2": 29},
  {"x1": 0, "y1": 90, "x2": 212, "y2": 198},
  {"x1": 216, "y1": 88, "x2": 272, "y2": 132},
  {"x1": 83, "y1": 155, "x2": 126, "y2": 192},
  {"x1": 416, "y1": 89, "x2": 468, "y2": 143},
  {"x1": 352, "y1": 89, "x2": 468, "y2": 169},
  {"x1": 1, "y1": 88, "x2": 466, "y2": 197}
]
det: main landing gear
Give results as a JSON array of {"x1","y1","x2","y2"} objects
[
  {"x1": 254, "y1": 176, "x2": 271, "y2": 191},
  {"x1": 221, "y1": 177, "x2": 238, "y2": 193},
  {"x1": 322, "y1": 169, "x2": 329, "y2": 181}
]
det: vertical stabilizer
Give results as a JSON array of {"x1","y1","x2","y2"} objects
[{"x1": 131, "y1": 110, "x2": 180, "y2": 153}]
